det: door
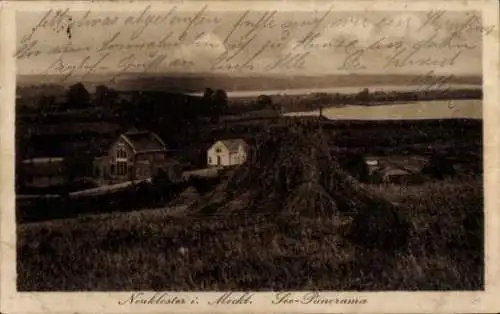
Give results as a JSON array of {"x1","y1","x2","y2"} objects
[{"x1": 217, "y1": 155, "x2": 221, "y2": 165}]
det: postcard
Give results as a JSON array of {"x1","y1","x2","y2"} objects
[{"x1": 0, "y1": 0, "x2": 499, "y2": 313}]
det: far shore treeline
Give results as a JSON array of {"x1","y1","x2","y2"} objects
[{"x1": 17, "y1": 81, "x2": 482, "y2": 117}]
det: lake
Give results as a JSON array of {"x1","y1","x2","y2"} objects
[{"x1": 284, "y1": 99, "x2": 482, "y2": 120}]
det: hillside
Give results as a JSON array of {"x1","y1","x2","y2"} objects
[{"x1": 17, "y1": 122, "x2": 483, "y2": 290}]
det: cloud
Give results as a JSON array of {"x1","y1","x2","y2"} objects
[{"x1": 171, "y1": 32, "x2": 226, "y2": 67}]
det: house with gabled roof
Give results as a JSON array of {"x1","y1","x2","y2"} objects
[
  {"x1": 93, "y1": 128, "x2": 181, "y2": 185},
  {"x1": 207, "y1": 139, "x2": 249, "y2": 167}
]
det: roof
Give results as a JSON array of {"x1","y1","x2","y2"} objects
[
  {"x1": 365, "y1": 155, "x2": 427, "y2": 174},
  {"x1": 153, "y1": 159, "x2": 182, "y2": 168},
  {"x1": 383, "y1": 168, "x2": 414, "y2": 176},
  {"x1": 21, "y1": 157, "x2": 64, "y2": 164},
  {"x1": 218, "y1": 139, "x2": 247, "y2": 153},
  {"x1": 365, "y1": 160, "x2": 379, "y2": 166},
  {"x1": 120, "y1": 129, "x2": 166, "y2": 154},
  {"x1": 21, "y1": 161, "x2": 65, "y2": 176}
]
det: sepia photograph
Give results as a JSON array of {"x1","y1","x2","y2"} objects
[{"x1": 12, "y1": 2, "x2": 488, "y2": 295}]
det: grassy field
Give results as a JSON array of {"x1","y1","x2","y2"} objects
[
  {"x1": 15, "y1": 105, "x2": 483, "y2": 291},
  {"x1": 17, "y1": 176, "x2": 483, "y2": 291}
]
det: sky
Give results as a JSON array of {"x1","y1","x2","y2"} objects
[{"x1": 16, "y1": 8, "x2": 483, "y2": 77}]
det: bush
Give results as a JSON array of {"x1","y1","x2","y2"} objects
[{"x1": 422, "y1": 153, "x2": 456, "y2": 179}]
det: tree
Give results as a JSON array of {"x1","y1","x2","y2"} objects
[
  {"x1": 338, "y1": 152, "x2": 370, "y2": 183},
  {"x1": 355, "y1": 88, "x2": 370, "y2": 104},
  {"x1": 37, "y1": 95, "x2": 58, "y2": 114},
  {"x1": 203, "y1": 87, "x2": 214, "y2": 99},
  {"x1": 313, "y1": 93, "x2": 328, "y2": 116},
  {"x1": 256, "y1": 94, "x2": 272, "y2": 110},
  {"x1": 63, "y1": 152, "x2": 93, "y2": 183},
  {"x1": 213, "y1": 89, "x2": 228, "y2": 115},
  {"x1": 152, "y1": 168, "x2": 174, "y2": 201},
  {"x1": 66, "y1": 82, "x2": 90, "y2": 109},
  {"x1": 201, "y1": 88, "x2": 227, "y2": 122},
  {"x1": 94, "y1": 85, "x2": 118, "y2": 107},
  {"x1": 201, "y1": 88, "x2": 214, "y2": 117},
  {"x1": 152, "y1": 168, "x2": 172, "y2": 186},
  {"x1": 422, "y1": 153, "x2": 456, "y2": 180}
]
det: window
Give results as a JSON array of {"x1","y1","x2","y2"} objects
[
  {"x1": 117, "y1": 147, "x2": 127, "y2": 159},
  {"x1": 117, "y1": 161, "x2": 127, "y2": 175},
  {"x1": 215, "y1": 147, "x2": 222, "y2": 153},
  {"x1": 208, "y1": 157, "x2": 212, "y2": 164},
  {"x1": 110, "y1": 164, "x2": 115, "y2": 175}
]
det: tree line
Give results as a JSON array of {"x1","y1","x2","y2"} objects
[
  {"x1": 23, "y1": 83, "x2": 231, "y2": 124},
  {"x1": 229, "y1": 88, "x2": 482, "y2": 114},
  {"x1": 24, "y1": 82, "x2": 481, "y2": 120}
]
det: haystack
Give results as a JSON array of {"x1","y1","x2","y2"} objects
[{"x1": 194, "y1": 120, "x2": 413, "y2": 251}]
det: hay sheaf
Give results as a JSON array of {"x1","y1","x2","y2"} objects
[{"x1": 194, "y1": 122, "x2": 413, "y2": 251}]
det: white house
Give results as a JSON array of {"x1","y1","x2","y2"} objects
[{"x1": 207, "y1": 139, "x2": 249, "y2": 167}]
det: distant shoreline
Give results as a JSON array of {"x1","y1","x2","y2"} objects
[
  {"x1": 187, "y1": 84, "x2": 482, "y2": 98},
  {"x1": 17, "y1": 73, "x2": 482, "y2": 96}
]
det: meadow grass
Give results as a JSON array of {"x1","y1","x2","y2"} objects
[{"x1": 17, "y1": 177, "x2": 483, "y2": 291}]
